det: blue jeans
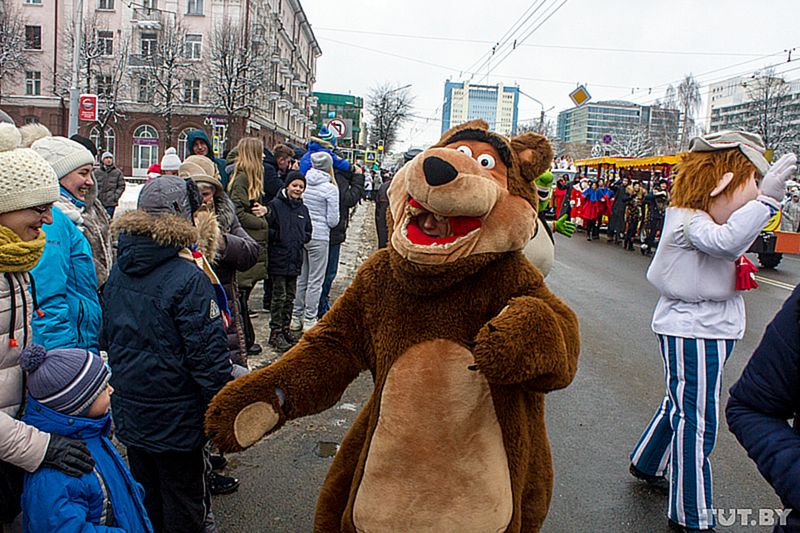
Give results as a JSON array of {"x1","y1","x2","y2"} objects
[{"x1": 317, "y1": 243, "x2": 341, "y2": 318}]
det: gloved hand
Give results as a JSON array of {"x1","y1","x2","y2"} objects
[
  {"x1": 42, "y1": 434, "x2": 94, "y2": 477},
  {"x1": 554, "y1": 214, "x2": 576, "y2": 238},
  {"x1": 760, "y1": 153, "x2": 798, "y2": 205}
]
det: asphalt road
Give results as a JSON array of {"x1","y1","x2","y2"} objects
[{"x1": 214, "y1": 211, "x2": 800, "y2": 533}]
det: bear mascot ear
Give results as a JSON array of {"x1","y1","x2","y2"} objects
[{"x1": 511, "y1": 133, "x2": 554, "y2": 184}]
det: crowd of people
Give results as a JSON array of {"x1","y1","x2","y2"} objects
[
  {"x1": 553, "y1": 173, "x2": 671, "y2": 255},
  {"x1": 0, "y1": 118, "x2": 368, "y2": 532}
]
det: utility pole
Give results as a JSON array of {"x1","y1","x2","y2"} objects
[{"x1": 68, "y1": 0, "x2": 84, "y2": 137}]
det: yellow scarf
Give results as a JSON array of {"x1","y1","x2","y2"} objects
[{"x1": 0, "y1": 225, "x2": 46, "y2": 273}]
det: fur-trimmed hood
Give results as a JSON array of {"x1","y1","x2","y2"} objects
[{"x1": 112, "y1": 210, "x2": 219, "y2": 276}]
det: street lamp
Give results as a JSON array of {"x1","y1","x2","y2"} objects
[
  {"x1": 387, "y1": 84, "x2": 412, "y2": 95},
  {"x1": 518, "y1": 89, "x2": 552, "y2": 134}
]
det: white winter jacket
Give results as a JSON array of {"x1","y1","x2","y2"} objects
[
  {"x1": 303, "y1": 169, "x2": 340, "y2": 241},
  {"x1": 647, "y1": 202, "x2": 771, "y2": 340},
  {"x1": 0, "y1": 272, "x2": 49, "y2": 472}
]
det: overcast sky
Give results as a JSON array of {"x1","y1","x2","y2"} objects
[{"x1": 301, "y1": 0, "x2": 800, "y2": 150}]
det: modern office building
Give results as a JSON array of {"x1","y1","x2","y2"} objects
[
  {"x1": 441, "y1": 81, "x2": 520, "y2": 136},
  {"x1": 311, "y1": 92, "x2": 364, "y2": 148},
  {"x1": 707, "y1": 75, "x2": 800, "y2": 147},
  {"x1": 557, "y1": 100, "x2": 679, "y2": 148},
  {"x1": 0, "y1": 0, "x2": 320, "y2": 176}
]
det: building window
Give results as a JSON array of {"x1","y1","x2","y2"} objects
[
  {"x1": 25, "y1": 26, "x2": 41, "y2": 50},
  {"x1": 96, "y1": 75, "x2": 112, "y2": 96},
  {"x1": 97, "y1": 0, "x2": 114, "y2": 9},
  {"x1": 183, "y1": 79, "x2": 200, "y2": 104},
  {"x1": 23, "y1": 116, "x2": 39, "y2": 125},
  {"x1": 177, "y1": 128, "x2": 193, "y2": 159},
  {"x1": 184, "y1": 34, "x2": 202, "y2": 59},
  {"x1": 186, "y1": 0, "x2": 203, "y2": 15},
  {"x1": 97, "y1": 31, "x2": 113, "y2": 55},
  {"x1": 140, "y1": 32, "x2": 157, "y2": 57},
  {"x1": 24, "y1": 0, "x2": 43, "y2": 4},
  {"x1": 137, "y1": 77, "x2": 154, "y2": 103},
  {"x1": 25, "y1": 71, "x2": 41, "y2": 95},
  {"x1": 90, "y1": 126, "x2": 116, "y2": 155},
  {"x1": 132, "y1": 124, "x2": 159, "y2": 175}
]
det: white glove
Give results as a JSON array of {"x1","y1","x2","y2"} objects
[
  {"x1": 760, "y1": 153, "x2": 798, "y2": 205},
  {"x1": 570, "y1": 200, "x2": 575, "y2": 207}
]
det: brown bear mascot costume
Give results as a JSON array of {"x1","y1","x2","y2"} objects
[{"x1": 205, "y1": 119, "x2": 581, "y2": 533}]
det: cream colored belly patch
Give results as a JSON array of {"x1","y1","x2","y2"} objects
[{"x1": 353, "y1": 339, "x2": 513, "y2": 533}]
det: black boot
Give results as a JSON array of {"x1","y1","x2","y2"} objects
[
  {"x1": 269, "y1": 329, "x2": 291, "y2": 352},
  {"x1": 208, "y1": 471, "x2": 239, "y2": 495},
  {"x1": 668, "y1": 519, "x2": 716, "y2": 532},
  {"x1": 629, "y1": 464, "x2": 669, "y2": 493},
  {"x1": 209, "y1": 454, "x2": 227, "y2": 472},
  {"x1": 282, "y1": 329, "x2": 298, "y2": 347}
]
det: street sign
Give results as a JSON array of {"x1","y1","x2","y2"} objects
[
  {"x1": 365, "y1": 150, "x2": 377, "y2": 163},
  {"x1": 602, "y1": 134, "x2": 613, "y2": 144},
  {"x1": 569, "y1": 85, "x2": 591, "y2": 107},
  {"x1": 326, "y1": 118, "x2": 348, "y2": 138},
  {"x1": 78, "y1": 94, "x2": 97, "y2": 121}
]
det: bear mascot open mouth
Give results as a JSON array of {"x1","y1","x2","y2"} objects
[{"x1": 204, "y1": 119, "x2": 580, "y2": 533}]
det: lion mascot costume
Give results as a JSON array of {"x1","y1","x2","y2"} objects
[{"x1": 205, "y1": 119, "x2": 581, "y2": 532}]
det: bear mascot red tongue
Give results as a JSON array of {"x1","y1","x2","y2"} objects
[{"x1": 205, "y1": 119, "x2": 581, "y2": 533}]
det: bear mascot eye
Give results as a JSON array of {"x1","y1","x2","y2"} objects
[
  {"x1": 477, "y1": 154, "x2": 496, "y2": 169},
  {"x1": 456, "y1": 145, "x2": 473, "y2": 157}
]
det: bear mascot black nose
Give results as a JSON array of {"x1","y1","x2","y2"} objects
[{"x1": 423, "y1": 156, "x2": 458, "y2": 186}]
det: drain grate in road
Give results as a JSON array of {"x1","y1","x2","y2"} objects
[{"x1": 316, "y1": 441, "x2": 339, "y2": 457}]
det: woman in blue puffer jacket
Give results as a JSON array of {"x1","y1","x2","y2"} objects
[{"x1": 29, "y1": 135, "x2": 102, "y2": 353}]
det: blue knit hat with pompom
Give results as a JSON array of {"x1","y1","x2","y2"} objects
[{"x1": 20, "y1": 344, "x2": 110, "y2": 417}]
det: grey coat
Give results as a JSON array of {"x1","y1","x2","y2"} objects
[{"x1": 95, "y1": 164, "x2": 125, "y2": 208}]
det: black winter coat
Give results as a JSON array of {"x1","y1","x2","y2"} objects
[
  {"x1": 375, "y1": 178, "x2": 392, "y2": 249},
  {"x1": 267, "y1": 189, "x2": 312, "y2": 277},
  {"x1": 727, "y1": 285, "x2": 800, "y2": 532},
  {"x1": 330, "y1": 167, "x2": 365, "y2": 246},
  {"x1": 102, "y1": 211, "x2": 232, "y2": 453},
  {"x1": 263, "y1": 148, "x2": 286, "y2": 203}
]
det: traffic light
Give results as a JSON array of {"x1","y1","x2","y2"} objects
[{"x1": 377, "y1": 139, "x2": 384, "y2": 152}]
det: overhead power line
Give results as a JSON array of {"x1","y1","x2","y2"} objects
[{"x1": 313, "y1": 27, "x2": 768, "y2": 58}]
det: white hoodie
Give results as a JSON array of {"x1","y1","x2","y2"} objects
[{"x1": 303, "y1": 168, "x2": 340, "y2": 241}]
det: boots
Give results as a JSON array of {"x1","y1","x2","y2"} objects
[{"x1": 268, "y1": 329, "x2": 292, "y2": 352}]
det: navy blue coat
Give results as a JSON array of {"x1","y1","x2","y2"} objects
[
  {"x1": 266, "y1": 189, "x2": 312, "y2": 277},
  {"x1": 727, "y1": 284, "x2": 800, "y2": 532},
  {"x1": 102, "y1": 212, "x2": 232, "y2": 453}
]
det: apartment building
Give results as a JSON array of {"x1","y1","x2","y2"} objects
[
  {"x1": 441, "y1": 81, "x2": 520, "y2": 136},
  {"x1": 1, "y1": 0, "x2": 320, "y2": 176}
]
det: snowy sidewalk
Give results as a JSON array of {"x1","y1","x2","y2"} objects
[{"x1": 247, "y1": 201, "x2": 378, "y2": 368}]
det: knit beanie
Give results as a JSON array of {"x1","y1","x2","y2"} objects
[
  {"x1": 20, "y1": 344, "x2": 110, "y2": 417},
  {"x1": 316, "y1": 126, "x2": 337, "y2": 146},
  {"x1": 183, "y1": 154, "x2": 217, "y2": 180},
  {"x1": 0, "y1": 124, "x2": 60, "y2": 214},
  {"x1": 285, "y1": 170, "x2": 306, "y2": 187},
  {"x1": 31, "y1": 135, "x2": 95, "y2": 179},
  {"x1": 161, "y1": 147, "x2": 182, "y2": 171},
  {"x1": 138, "y1": 174, "x2": 194, "y2": 220},
  {"x1": 101, "y1": 151, "x2": 113, "y2": 161},
  {"x1": 311, "y1": 151, "x2": 333, "y2": 172}
]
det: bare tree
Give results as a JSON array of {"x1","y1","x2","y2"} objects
[
  {"x1": 678, "y1": 74, "x2": 701, "y2": 150},
  {"x1": 208, "y1": 17, "x2": 269, "y2": 149},
  {"x1": 92, "y1": 33, "x2": 130, "y2": 153},
  {"x1": 367, "y1": 83, "x2": 414, "y2": 151},
  {"x1": 140, "y1": 19, "x2": 194, "y2": 147},
  {"x1": 57, "y1": 15, "x2": 106, "y2": 96},
  {"x1": 608, "y1": 124, "x2": 655, "y2": 157},
  {"x1": 0, "y1": 3, "x2": 31, "y2": 101},
  {"x1": 740, "y1": 69, "x2": 797, "y2": 155}
]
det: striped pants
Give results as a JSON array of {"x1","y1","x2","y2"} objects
[{"x1": 630, "y1": 335, "x2": 735, "y2": 530}]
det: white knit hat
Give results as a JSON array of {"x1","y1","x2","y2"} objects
[
  {"x1": 160, "y1": 147, "x2": 182, "y2": 171},
  {"x1": 30, "y1": 135, "x2": 95, "y2": 179},
  {"x1": 0, "y1": 124, "x2": 60, "y2": 214}
]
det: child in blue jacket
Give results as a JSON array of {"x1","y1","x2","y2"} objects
[{"x1": 19, "y1": 344, "x2": 153, "y2": 533}]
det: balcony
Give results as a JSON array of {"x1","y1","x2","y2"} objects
[{"x1": 132, "y1": 8, "x2": 162, "y2": 30}]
